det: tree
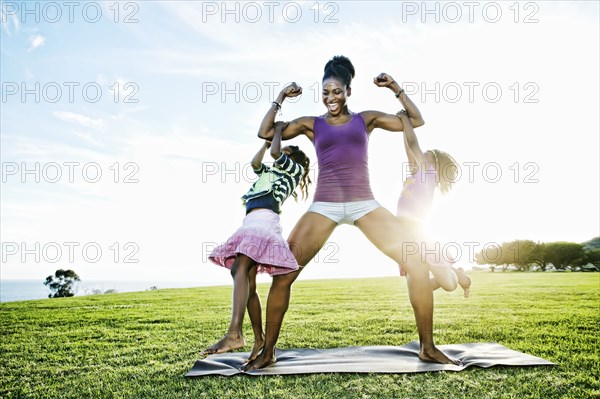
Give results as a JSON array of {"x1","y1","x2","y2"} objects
[
  {"x1": 498, "y1": 242, "x2": 515, "y2": 271},
  {"x1": 544, "y1": 242, "x2": 585, "y2": 270},
  {"x1": 532, "y1": 242, "x2": 549, "y2": 271},
  {"x1": 475, "y1": 243, "x2": 506, "y2": 270},
  {"x1": 584, "y1": 249, "x2": 600, "y2": 267},
  {"x1": 476, "y1": 239, "x2": 598, "y2": 272},
  {"x1": 504, "y1": 240, "x2": 537, "y2": 271},
  {"x1": 475, "y1": 244, "x2": 498, "y2": 267},
  {"x1": 44, "y1": 269, "x2": 80, "y2": 298},
  {"x1": 578, "y1": 237, "x2": 600, "y2": 268}
]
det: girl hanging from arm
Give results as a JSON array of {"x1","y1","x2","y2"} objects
[
  {"x1": 395, "y1": 110, "x2": 471, "y2": 298},
  {"x1": 202, "y1": 121, "x2": 311, "y2": 361}
]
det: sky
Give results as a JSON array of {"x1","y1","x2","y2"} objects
[{"x1": 1, "y1": 1, "x2": 599, "y2": 286}]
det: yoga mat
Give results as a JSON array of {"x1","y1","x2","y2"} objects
[{"x1": 186, "y1": 341, "x2": 554, "y2": 377}]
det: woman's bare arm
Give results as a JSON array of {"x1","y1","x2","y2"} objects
[
  {"x1": 257, "y1": 82, "x2": 314, "y2": 141},
  {"x1": 373, "y1": 72, "x2": 424, "y2": 127},
  {"x1": 259, "y1": 116, "x2": 315, "y2": 142},
  {"x1": 270, "y1": 122, "x2": 286, "y2": 159},
  {"x1": 362, "y1": 72, "x2": 425, "y2": 134}
]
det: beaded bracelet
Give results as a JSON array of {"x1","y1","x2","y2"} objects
[
  {"x1": 272, "y1": 101, "x2": 282, "y2": 114},
  {"x1": 395, "y1": 88, "x2": 405, "y2": 98}
]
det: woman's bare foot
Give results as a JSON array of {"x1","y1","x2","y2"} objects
[
  {"x1": 455, "y1": 267, "x2": 471, "y2": 298},
  {"x1": 200, "y1": 333, "x2": 245, "y2": 356},
  {"x1": 419, "y1": 346, "x2": 461, "y2": 365},
  {"x1": 247, "y1": 334, "x2": 265, "y2": 363},
  {"x1": 242, "y1": 350, "x2": 276, "y2": 371}
]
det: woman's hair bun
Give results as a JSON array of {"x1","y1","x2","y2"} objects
[{"x1": 323, "y1": 55, "x2": 355, "y2": 88}]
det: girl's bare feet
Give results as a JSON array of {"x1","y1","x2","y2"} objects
[
  {"x1": 200, "y1": 333, "x2": 245, "y2": 356},
  {"x1": 419, "y1": 346, "x2": 461, "y2": 365},
  {"x1": 455, "y1": 267, "x2": 471, "y2": 298},
  {"x1": 247, "y1": 334, "x2": 265, "y2": 363},
  {"x1": 242, "y1": 350, "x2": 276, "y2": 371}
]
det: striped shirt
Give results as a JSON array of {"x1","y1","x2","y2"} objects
[{"x1": 241, "y1": 153, "x2": 304, "y2": 210}]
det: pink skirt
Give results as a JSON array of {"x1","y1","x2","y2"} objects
[
  {"x1": 396, "y1": 216, "x2": 455, "y2": 277},
  {"x1": 209, "y1": 209, "x2": 299, "y2": 276}
]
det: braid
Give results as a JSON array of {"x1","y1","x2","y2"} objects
[
  {"x1": 431, "y1": 149, "x2": 458, "y2": 194},
  {"x1": 298, "y1": 157, "x2": 311, "y2": 201},
  {"x1": 288, "y1": 147, "x2": 312, "y2": 201}
]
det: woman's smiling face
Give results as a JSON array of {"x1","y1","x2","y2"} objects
[{"x1": 322, "y1": 77, "x2": 351, "y2": 115}]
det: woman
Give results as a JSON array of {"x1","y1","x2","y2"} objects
[{"x1": 243, "y1": 55, "x2": 458, "y2": 370}]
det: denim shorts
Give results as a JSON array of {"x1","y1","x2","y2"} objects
[{"x1": 307, "y1": 199, "x2": 381, "y2": 225}]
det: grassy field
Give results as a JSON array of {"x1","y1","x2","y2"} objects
[{"x1": 1, "y1": 272, "x2": 598, "y2": 399}]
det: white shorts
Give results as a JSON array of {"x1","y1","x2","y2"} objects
[{"x1": 308, "y1": 199, "x2": 381, "y2": 225}]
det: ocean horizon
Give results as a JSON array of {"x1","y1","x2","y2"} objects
[{"x1": 0, "y1": 279, "x2": 226, "y2": 303}]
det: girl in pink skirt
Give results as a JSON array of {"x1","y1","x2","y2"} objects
[
  {"x1": 395, "y1": 110, "x2": 471, "y2": 298},
  {"x1": 202, "y1": 121, "x2": 311, "y2": 360}
]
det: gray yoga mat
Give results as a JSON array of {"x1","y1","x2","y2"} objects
[{"x1": 186, "y1": 341, "x2": 554, "y2": 377}]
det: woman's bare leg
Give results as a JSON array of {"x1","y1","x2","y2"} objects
[
  {"x1": 243, "y1": 212, "x2": 337, "y2": 370},
  {"x1": 246, "y1": 266, "x2": 264, "y2": 361},
  {"x1": 355, "y1": 207, "x2": 458, "y2": 365},
  {"x1": 201, "y1": 254, "x2": 255, "y2": 355}
]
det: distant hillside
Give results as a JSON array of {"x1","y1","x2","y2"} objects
[{"x1": 582, "y1": 237, "x2": 600, "y2": 250}]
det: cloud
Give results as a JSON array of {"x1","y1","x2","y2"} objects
[
  {"x1": 53, "y1": 111, "x2": 105, "y2": 130},
  {"x1": 1, "y1": 5, "x2": 20, "y2": 35},
  {"x1": 1, "y1": 134, "x2": 110, "y2": 162},
  {"x1": 72, "y1": 131, "x2": 104, "y2": 147},
  {"x1": 28, "y1": 34, "x2": 45, "y2": 51}
]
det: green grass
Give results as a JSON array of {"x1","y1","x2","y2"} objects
[{"x1": 1, "y1": 273, "x2": 598, "y2": 399}]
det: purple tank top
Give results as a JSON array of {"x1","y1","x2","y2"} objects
[
  {"x1": 313, "y1": 113, "x2": 374, "y2": 202},
  {"x1": 396, "y1": 168, "x2": 437, "y2": 220}
]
